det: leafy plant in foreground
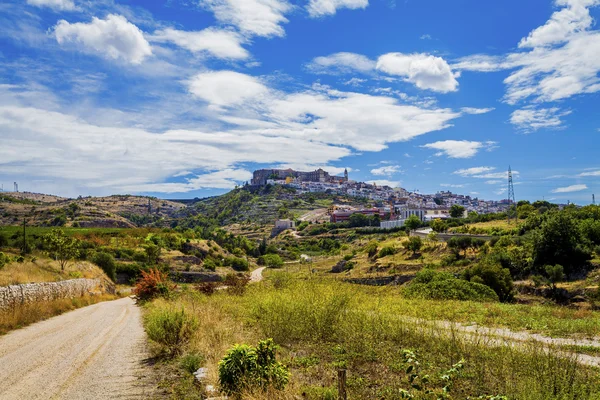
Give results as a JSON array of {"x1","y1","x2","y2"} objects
[{"x1": 218, "y1": 338, "x2": 290, "y2": 396}]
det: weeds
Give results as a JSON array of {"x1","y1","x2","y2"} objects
[{"x1": 144, "y1": 305, "x2": 198, "y2": 356}]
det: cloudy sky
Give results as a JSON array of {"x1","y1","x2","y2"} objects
[{"x1": 1, "y1": 0, "x2": 599, "y2": 203}]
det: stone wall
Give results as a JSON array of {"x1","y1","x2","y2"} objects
[{"x1": 0, "y1": 279, "x2": 101, "y2": 311}]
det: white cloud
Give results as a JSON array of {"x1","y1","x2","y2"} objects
[
  {"x1": 307, "y1": 0, "x2": 368, "y2": 17},
  {"x1": 150, "y1": 28, "x2": 249, "y2": 60},
  {"x1": 199, "y1": 0, "x2": 291, "y2": 38},
  {"x1": 551, "y1": 184, "x2": 588, "y2": 193},
  {"x1": 485, "y1": 180, "x2": 501, "y2": 185},
  {"x1": 53, "y1": 14, "x2": 152, "y2": 64},
  {"x1": 461, "y1": 107, "x2": 495, "y2": 115},
  {"x1": 371, "y1": 165, "x2": 402, "y2": 176},
  {"x1": 457, "y1": 1, "x2": 600, "y2": 105},
  {"x1": 185, "y1": 72, "x2": 464, "y2": 152},
  {"x1": 579, "y1": 170, "x2": 600, "y2": 177},
  {"x1": 376, "y1": 53, "x2": 459, "y2": 93},
  {"x1": 453, "y1": 166, "x2": 496, "y2": 176},
  {"x1": 420, "y1": 34, "x2": 432, "y2": 40},
  {"x1": 370, "y1": 179, "x2": 401, "y2": 188},
  {"x1": 27, "y1": 0, "x2": 76, "y2": 11},
  {"x1": 421, "y1": 140, "x2": 497, "y2": 158},
  {"x1": 518, "y1": 0, "x2": 597, "y2": 49},
  {"x1": 307, "y1": 52, "x2": 376, "y2": 74},
  {"x1": 187, "y1": 71, "x2": 269, "y2": 107},
  {"x1": 510, "y1": 107, "x2": 571, "y2": 131},
  {"x1": 123, "y1": 169, "x2": 253, "y2": 193},
  {"x1": 440, "y1": 183, "x2": 465, "y2": 188},
  {"x1": 344, "y1": 77, "x2": 367, "y2": 86},
  {"x1": 495, "y1": 188, "x2": 508, "y2": 195}
]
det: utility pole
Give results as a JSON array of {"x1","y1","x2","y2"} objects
[
  {"x1": 14, "y1": 182, "x2": 18, "y2": 192},
  {"x1": 593, "y1": 194, "x2": 596, "y2": 205},
  {"x1": 507, "y1": 166, "x2": 516, "y2": 224}
]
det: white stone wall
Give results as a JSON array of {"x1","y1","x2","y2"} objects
[{"x1": 0, "y1": 279, "x2": 101, "y2": 311}]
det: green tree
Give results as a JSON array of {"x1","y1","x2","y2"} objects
[
  {"x1": 404, "y1": 215, "x2": 421, "y2": 231},
  {"x1": 144, "y1": 243, "x2": 162, "y2": 265},
  {"x1": 450, "y1": 204, "x2": 466, "y2": 218},
  {"x1": 403, "y1": 236, "x2": 423, "y2": 255},
  {"x1": 463, "y1": 260, "x2": 514, "y2": 302},
  {"x1": 545, "y1": 264, "x2": 565, "y2": 291},
  {"x1": 532, "y1": 212, "x2": 591, "y2": 275},
  {"x1": 44, "y1": 229, "x2": 79, "y2": 271},
  {"x1": 92, "y1": 251, "x2": 117, "y2": 281},
  {"x1": 430, "y1": 218, "x2": 448, "y2": 233},
  {"x1": 364, "y1": 241, "x2": 378, "y2": 258},
  {"x1": 260, "y1": 253, "x2": 284, "y2": 268}
]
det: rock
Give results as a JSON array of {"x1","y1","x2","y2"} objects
[
  {"x1": 331, "y1": 260, "x2": 347, "y2": 273},
  {"x1": 193, "y1": 367, "x2": 208, "y2": 382}
]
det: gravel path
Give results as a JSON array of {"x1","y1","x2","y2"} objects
[
  {"x1": 0, "y1": 297, "x2": 156, "y2": 400},
  {"x1": 250, "y1": 267, "x2": 266, "y2": 283}
]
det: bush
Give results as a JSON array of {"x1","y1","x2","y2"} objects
[
  {"x1": 227, "y1": 256, "x2": 249, "y2": 271},
  {"x1": 92, "y1": 251, "x2": 117, "y2": 281},
  {"x1": 0, "y1": 233, "x2": 8, "y2": 247},
  {"x1": 404, "y1": 269, "x2": 498, "y2": 302},
  {"x1": 203, "y1": 258, "x2": 216, "y2": 271},
  {"x1": 224, "y1": 273, "x2": 251, "y2": 295},
  {"x1": 259, "y1": 254, "x2": 284, "y2": 268},
  {"x1": 403, "y1": 236, "x2": 423, "y2": 255},
  {"x1": 378, "y1": 246, "x2": 397, "y2": 258},
  {"x1": 364, "y1": 241, "x2": 378, "y2": 258},
  {"x1": 134, "y1": 268, "x2": 174, "y2": 301},
  {"x1": 463, "y1": 261, "x2": 514, "y2": 302},
  {"x1": 180, "y1": 353, "x2": 205, "y2": 374},
  {"x1": 0, "y1": 252, "x2": 8, "y2": 269},
  {"x1": 145, "y1": 307, "x2": 198, "y2": 356},
  {"x1": 218, "y1": 339, "x2": 290, "y2": 396}
]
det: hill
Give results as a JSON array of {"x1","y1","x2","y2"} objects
[{"x1": 0, "y1": 192, "x2": 185, "y2": 228}]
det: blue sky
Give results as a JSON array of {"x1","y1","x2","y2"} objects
[{"x1": 0, "y1": 0, "x2": 599, "y2": 203}]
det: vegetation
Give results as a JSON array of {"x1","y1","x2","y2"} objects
[
  {"x1": 218, "y1": 339, "x2": 290, "y2": 396},
  {"x1": 43, "y1": 229, "x2": 79, "y2": 270},
  {"x1": 134, "y1": 268, "x2": 174, "y2": 301},
  {"x1": 144, "y1": 306, "x2": 198, "y2": 356}
]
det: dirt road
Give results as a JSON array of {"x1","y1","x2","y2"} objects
[
  {"x1": 0, "y1": 297, "x2": 156, "y2": 400},
  {"x1": 250, "y1": 267, "x2": 266, "y2": 283}
]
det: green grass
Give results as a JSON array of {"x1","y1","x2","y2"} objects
[{"x1": 142, "y1": 275, "x2": 600, "y2": 399}]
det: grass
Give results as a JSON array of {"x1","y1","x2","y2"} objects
[
  {"x1": 143, "y1": 275, "x2": 600, "y2": 399},
  {"x1": 0, "y1": 293, "x2": 116, "y2": 335},
  {"x1": 0, "y1": 254, "x2": 107, "y2": 286}
]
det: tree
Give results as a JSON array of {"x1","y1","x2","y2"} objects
[
  {"x1": 348, "y1": 213, "x2": 370, "y2": 227},
  {"x1": 260, "y1": 253, "x2": 284, "y2": 268},
  {"x1": 430, "y1": 218, "x2": 447, "y2": 233},
  {"x1": 447, "y1": 236, "x2": 473, "y2": 258},
  {"x1": 44, "y1": 229, "x2": 79, "y2": 271},
  {"x1": 364, "y1": 241, "x2": 378, "y2": 258},
  {"x1": 404, "y1": 215, "x2": 421, "y2": 231},
  {"x1": 144, "y1": 243, "x2": 162, "y2": 265},
  {"x1": 545, "y1": 264, "x2": 565, "y2": 291},
  {"x1": 307, "y1": 195, "x2": 316, "y2": 204},
  {"x1": 403, "y1": 236, "x2": 423, "y2": 255},
  {"x1": 92, "y1": 251, "x2": 117, "y2": 281},
  {"x1": 532, "y1": 212, "x2": 591, "y2": 275},
  {"x1": 450, "y1": 205, "x2": 466, "y2": 218},
  {"x1": 463, "y1": 260, "x2": 514, "y2": 302}
]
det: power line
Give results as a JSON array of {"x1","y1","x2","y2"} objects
[{"x1": 507, "y1": 166, "x2": 516, "y2": 224}]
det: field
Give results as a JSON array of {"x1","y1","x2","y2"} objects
[{"x1": 143, "y1": 271, "x2": 600, "y2": 399}]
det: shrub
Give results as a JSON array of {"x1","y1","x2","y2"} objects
[
  {"x1": 224, "y1": 273, "x2": 251, "y2": 295},
  {"x1": 145, "y1": 307, "x2": 198, "y2": 356},
  {"x1": 378, "y1": 246, "x2": 397, "y2": 258},
  {"x1": 0, "y1": 252, "x2": 8, "y2": 269},
  {"x1": 134, "y1": 268, "x2": 174, "y2": 301},
  {"x1": 218, "y1": 339, "x2": 290, "y2": 396},
  {"x1": 463, "y1": 261, "x2": 514, "y2": 302},
  {"x1": 196, "y1": 281, "x2": 218, "y2": 295},
  {"x1": 227, "y1": 256, "x2": 249, "y2": 272},
  {"x1": 403, "y1": 236, "x2": 423, "y2": 255},
  {"x1": 260, "y1": 254, "x2": 284, "y2": 268},
  {"x1": 0, "y1": 233, "x2": 8, "y2": 247},
  {"x1": 180, "y1": 353, "x2": 205, "y2": 374},
  {"x1": 404, "y1": 270, "x2": 498, "y2": 302},
  {"x1": 92, "y1": 251, "x2": 117, "y2": 281},
  {"x1": 364, "y1": 241, "x2": 378, "y2": 258}
]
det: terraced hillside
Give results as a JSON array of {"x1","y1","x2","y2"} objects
[{"x1": 0, "y1": 192, "x2": 185, "y2": 228}]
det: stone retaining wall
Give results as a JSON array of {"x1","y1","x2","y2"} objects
[{"x1": 0, "y1": 279, "x2": 101, "y2": 311}]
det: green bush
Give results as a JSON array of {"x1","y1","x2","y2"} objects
[
  {"x1": 92, "y1": 251, "x2": 117, "y2": 281},
  {"x1": 364, "y1": 241, "x2": 378, "y2": 258},
  {"x1": 403, "y1": 236, "x2": 423, "y2": 255},
  {"x1": 179, "y1": 353, "x2": 205, "y2": 374},
  {"x1": 0, "y1": 252, "x2": 8, "y2": 269},
  {"x1": 218, "y1": 339, "x2": 290, "y2": 396},
  {"x1": 463, "y1": 260, "x2": 514, "y2": 302},
  {"x1": 404, "y1": 270, "x2": 498, "y2": 302},
  {"x1": 144, "y1": 307, "x2": 198, "y2": 356},
  {"x1": 260, "y1": 254, "x2": 284, "y2": 268},
  {"x1": 378, "y1": 246, "x2": 397, "y2": 258},
  {"x1": 0, "y1": 233, "x2": 8, "y2": 247},
  {"x1": 227, "y1": 256, "x2": 249, "y2": 271}
]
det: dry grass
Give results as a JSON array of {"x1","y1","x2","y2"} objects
[
  {"x1": 0, "y1": 293, "x2": 116, "y2": 335},
  {"x1": 0, "y1": 255, "x2": 106, "y2": 286}
]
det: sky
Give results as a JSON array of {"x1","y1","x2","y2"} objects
[{"x1": 0, "y1": 0, "x2": 599, "y2": 203}]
